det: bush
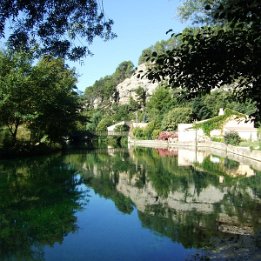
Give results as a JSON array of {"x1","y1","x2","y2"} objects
[
  {"x1": 152, "y1": 129, "x2": 161, "y2": 139},
  {"x1": 114, "y1": 124, "x2": 129, "y2": 132},
  {"x1": 211, "y1": 136, "x2": 223, "y2": 142},
  {"x1": 161, "y1": 107, "x2": 192, "y2": 131},
  {"x1": 158, "y1": 131, "x2": 178, "y2": 140},
  {"x1": 224, "y1": 131, "x2": 241, "y2": 145},
  {"x1": 133, "y1": 128, "x2": 145, "y2": 139}
]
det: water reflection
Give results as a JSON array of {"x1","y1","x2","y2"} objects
[
  {"x1": 0, "y1": 147, "x2": 260, "y2": 260},
  {"x1": 0, "y1": 155, "x2": 87, "y2": 261},
  {"x1": 65, "y1": 147, "x2": 261, "y2": 260}
]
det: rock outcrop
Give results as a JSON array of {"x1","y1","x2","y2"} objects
[{"x1": 116, "y1": 63, "x2": 159, "y2": 105}]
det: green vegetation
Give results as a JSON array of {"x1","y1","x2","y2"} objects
[
  {"x1": 0, "y1": 50, "x2": 84, "y2": 154},
  {"x1": 193, "y1": 109, "x2": 246, "y2": 136},
  {"x1": 147, "y1": 0, "x2": 261, "y2": 121},
  {"x1": 224, "y1": 131, "x2": 241, "y2": 145},
  {"x1": 0, "y1": 154, "x2": 86, "y2": 259},
  {"x1": 161, "y1": 107, "x2": 192, "y2": 131},
  {"x1": 0, "y1": 0, "x2": 115, "y2": 60},
  {"x1": 1, "y1": 0, "x2": 260, "y2": 154}
]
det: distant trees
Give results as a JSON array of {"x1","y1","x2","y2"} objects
[
  {"x1": 84, "y1": 61, "x2": 134, "y2": 105},
  {"x1": 0, "y1": 50, "x2": 81, "y2": 145},
  {"x1": 138, "y1": 38, "x2": 177, "y2": 65}
]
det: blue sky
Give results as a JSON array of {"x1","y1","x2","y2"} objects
[{"x1": 71, "y1": 0, "x2": 189, "y2": 92}]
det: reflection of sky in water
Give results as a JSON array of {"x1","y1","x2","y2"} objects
[{"x1": 45, "y1": 188, "x2": 195, "y2": 261}]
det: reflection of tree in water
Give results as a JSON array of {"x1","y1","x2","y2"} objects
[
  {"x1": 63, "y1": 148, "x2": 261, "y2": 259},
  {"x1": 131, "y1": 149, "x2": 261, "y2": 259},
  {"x1": 132, "y1": 148, "x2": 220, "y2": 197},
  {"x1": 138, "y1": 205, "x2": 218, "y2": 248},
  {"x1": 63, "y1": 150, "x2": 136, "y2": 214},
  {"x1": 0, "y1": 155, "x2": 87, "y2": 261}
]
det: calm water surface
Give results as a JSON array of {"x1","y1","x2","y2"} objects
[{"x1": 0, "y1": 147, "x2": 260, "y2": 260}]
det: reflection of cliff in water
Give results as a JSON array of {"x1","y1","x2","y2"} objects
[{"x1": 67, "y1": 148, "x2": 261, "y2": 259}]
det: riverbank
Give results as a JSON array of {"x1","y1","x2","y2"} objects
[
  {"x1": 128, "y1": 138, "x2": 261, "y2": 163},
  {"x1": 0, "y1": 143, "x2": 63, "y2": 159}
]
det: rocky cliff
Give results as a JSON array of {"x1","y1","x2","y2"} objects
[{"x1": 116, "y1": 63, "x2": 159, "y2": 105}]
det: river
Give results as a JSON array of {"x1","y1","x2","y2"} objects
[{"x1": 0, "y1": 147, "x2": 260, "y2": 260}]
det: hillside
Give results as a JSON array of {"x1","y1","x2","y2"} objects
[{"x1": 82, "y1": 39, "x2": 257, "y2": 138}]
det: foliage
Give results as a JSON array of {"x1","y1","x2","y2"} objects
[
  {"x1": 133, "y1": 128, "x2": 145, "y2": 140},
  {"x1": 0, "y1": 0, "x2": 116, "y2": 60},
  {"x1": 193, "y1": 108, "x2": 246, "y2": 136},
  {"x1": 178, "y1": 0, "x2": 222, "y2": 24},
  {"x1": 114, "y1": 124, "x2": 130, "y2": 132},
  {"x1": 224, "y1": 131, "x2": 241, "y2": 145},
  {"x1": 0, "y1": 51, "x2": 34, "y2": 144},
  {"x1": 96, "y1": 117, "x2": 113, "y2": 132},
  {"x1": 0, "y1": 50, "x2": 81, "y2": 145},
  {"x1": 146, "y1": 85, "x2": 178, "y2": 129},
  {"x1": 113, "y1": 61, "x2": 135, "y2": 83},
  {"x1": 211, "y1": 136, "x2": 223, "y2": 142},
  {"x1": 152, "y1": 129, "x2": 161, "y2": 140},
  {"x1": 147, "y1": 0, "x2": 261, "y2": 121},
  {"x1": 192, "y1": 96, "x2": 212, "y2": 120},
  {"x1": 161, "y1": 107, "x2": 192, "y2": 131},
  {"x1": 158, "y1": 131, "x2": 178, "y2": 140},
  {"x1": 84, "y1": 61, "x2": 134, "y2": 106},
  {"x1": 135, "y1": 86, "x2": 147, "y2": 108},
  {"x1": 86, "y1": 110, "x2": 102, "y2": 132},
  {"x1": 29, "y1": 55, "x2": 81, "y2": 143},
  {"x1": 138, "y1": 38, "x2": 177, "y2": 65}
]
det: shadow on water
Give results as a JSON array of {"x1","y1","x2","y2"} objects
[{"x1": 0, "y1": 155, "x2": 88, "y2": 261}]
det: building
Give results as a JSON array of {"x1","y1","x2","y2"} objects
[{"x1": 178, "y1": 109, "x2": 258, "y2": 142}]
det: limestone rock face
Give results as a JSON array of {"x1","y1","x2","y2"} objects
[{"x1": 116, "y1": 63, "x2": 159, "y2": 105}]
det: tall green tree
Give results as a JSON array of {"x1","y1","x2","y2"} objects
[
  {"x1": 0, "y1": 50, "x2": 81, "y2": 145},
  {"x1": 29, "y1": 56, "x2": 80, "y2": 143},
  {"x1": 0, "y1": 51, "x2": 34, "y2": 144}
]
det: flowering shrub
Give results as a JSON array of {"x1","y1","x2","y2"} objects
[{"x1": 158, "y1": 131, "x2": 178, "y2": 140}]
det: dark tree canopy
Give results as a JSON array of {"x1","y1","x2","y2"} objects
[
  {"x1": 146, "y1": 0, "x2": 261, "y2": 119},
  {"x1": 0, "y1": 0, "x2": 116, "y2": 60}
]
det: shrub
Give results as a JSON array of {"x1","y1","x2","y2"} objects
[
  {"x1": 161, "y1": 107, "x2": 192, "y2": 131},
  {"x1": 114, "y1": 124, "x2": 129, "y2": 132},
  {"x1": 158, "y1": 131, "x2": 178, "y2": 140},
  {"x1": 224, "y1": 131, "x2": 241, "y2": 145},
  {"x1": 152, "y1": 129, "x2": 161, "y2": 139},
  {"x1": 133, "y1": 128, "x2": 145, "y2": 139},
  {"x1": 211, "y1": 136, "x2": 223, "y2": 142}
]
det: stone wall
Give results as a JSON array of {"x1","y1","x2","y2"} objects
[{"x1": 129, "y1": 138, "x2": 261, "y2": 163}]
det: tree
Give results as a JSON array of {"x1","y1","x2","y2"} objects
[
  {"x1": 0, "y1": 0, "x2": 116, "y2": 60},
  {"x1": 138, "y1": 38, "x2": 177, "y2": 65},
  {"x1": 135, "y1": 86, "x2": 147, "y2": 108},
  {"x1": 29, "y1": 56, "x2": 80, "y2": 143},
  {"x1": 161, "y1": 107, "x2": 192, "y2": 131},
  {"x1": 113, "y1": 61, "x2": 134, "y2": 83},
  {"x1": 192, "y1": 96, "x2": 212, "y2": 120},
  {"x1": 147, "y1": 0, "x2": 261, "y2": 120},
  {"x1": 84, "y1": 60, "x2": 134, "y2": 106},
  {"x1": 0, "y1": 50, "x2": 81, "y2": 145},
  {"x1": 0, "y1": 51, "x2": 34, "y2": 144}
]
